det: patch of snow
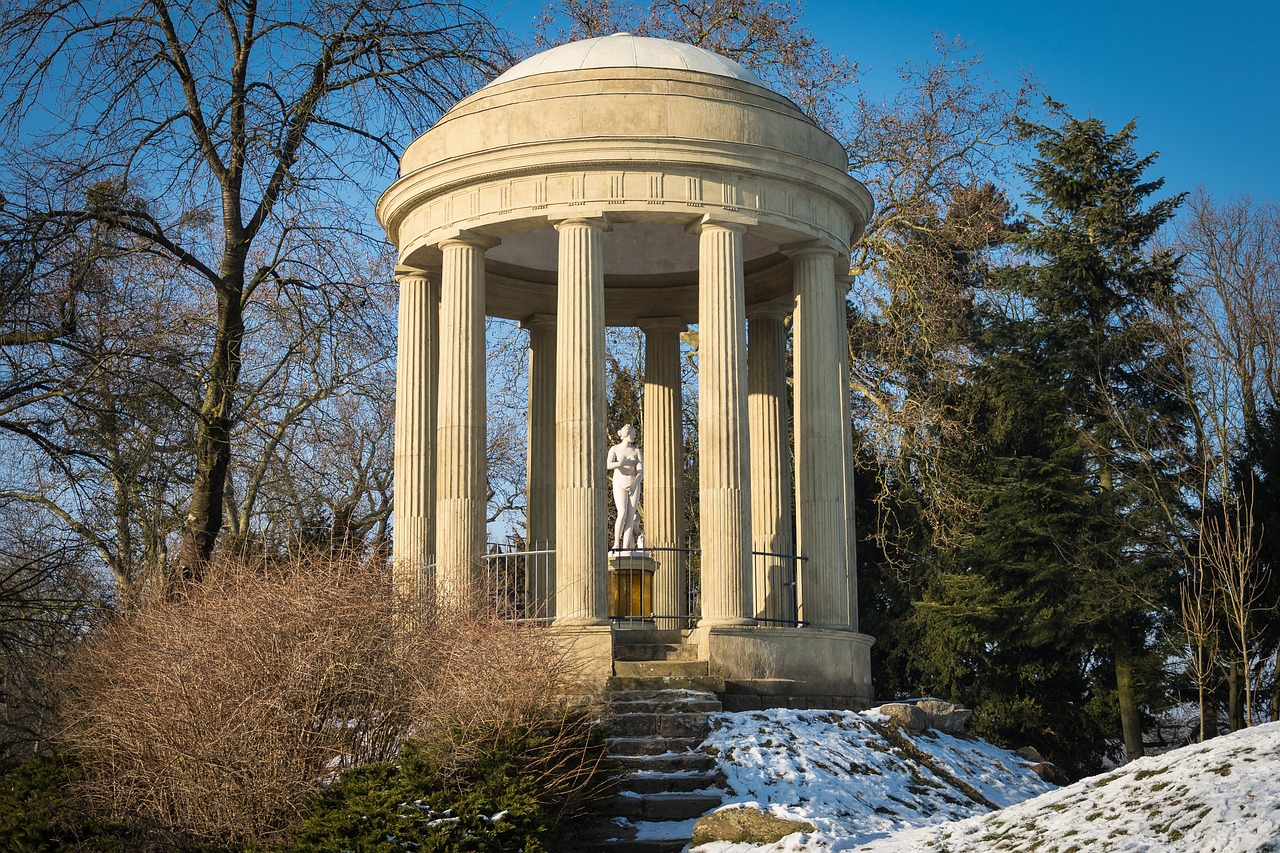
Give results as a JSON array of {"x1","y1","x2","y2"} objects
[{"x1": 629, "y1": 816, "x2": 702, "y2": 841}]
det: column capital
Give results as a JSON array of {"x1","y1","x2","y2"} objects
[
  {"x1": 637, "y1": 315, "x2": 687, "y2": 334},
  {"x1": 520, "y1": 312, "x2": 557, "y2": 332},
  {"x1": 394, "y1": 264, "x2": 432, "y2": 285},
  {"x1": 686, "y1": 211, "x2": 758, "y2": 235},
  {"x1": 551, "y1": 213, "x2": 612, "y2": 232},
  {"x1": 436, "y1": 228, "x2": 501, "y2": 252},
  {"x1": 746, "y1": 300, "x2": 791, "y2": 321},
  {"x1": 781, "y1": 240, "x2": 842, "y2": 261}
]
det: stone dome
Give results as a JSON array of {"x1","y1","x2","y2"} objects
[
  {"x1": 489, "y1": 32, "x2": 767, "y2": 88},
  {"x1": 378, "y1": 34, "x2": 872, "y2": 325}
]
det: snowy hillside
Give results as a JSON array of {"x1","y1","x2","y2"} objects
[
  {"x1": 857, "y1": 720, "x2": 1280, "y2": 853},
  {"x1": 693, "y1": 706, "x2": 1055, "y2": 852},
  {"x1": 691, "y1": 710, "x2": 1280, "y2": 853}
]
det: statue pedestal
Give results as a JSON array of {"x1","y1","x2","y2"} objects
[{"x1": 608, "y1": 553, "x2": 658, "y2": 620}]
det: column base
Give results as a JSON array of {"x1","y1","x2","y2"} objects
[
  {"x1": 553, "y1": 616, "x2": 611, "y2": 628},
  {"x1": 697, "y1": 616, "x2": 757, "y2": 629}
]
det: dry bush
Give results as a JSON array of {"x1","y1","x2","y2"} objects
[
  {"x1": 60, "y1": 554, "x2": 610, "y2": 846},
  {"x1": 63, "y1": 555, "x2": 411, "y2": 845},
  {"x1": 405, "y1": 613, "x2": 614, "y2": 823}
]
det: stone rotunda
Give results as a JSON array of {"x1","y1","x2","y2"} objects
[{"x1": 377, "y1": 33, "x2": 875, "y2": 706}]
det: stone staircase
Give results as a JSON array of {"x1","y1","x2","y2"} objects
[
  {"x1": 558, "y1": 631, "x2": 724, "y2": 852},
  {"x1": 607, "y1": 628, "x2": 725, "y2": 694}
]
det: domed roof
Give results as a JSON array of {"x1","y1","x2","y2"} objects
[{"x1": 489, "y1": 32, "x2": 767, "y2": 89}]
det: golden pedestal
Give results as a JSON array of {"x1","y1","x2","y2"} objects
[{"x1": 608, "y1": 553, "x2": 658, "y2": 619}]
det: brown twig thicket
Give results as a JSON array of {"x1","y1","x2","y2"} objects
[{"x1": 60, "y1": 553, "x2": 604, "y2": 846}]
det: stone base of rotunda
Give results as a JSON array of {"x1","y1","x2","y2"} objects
[
  {"x1": 543, "y1": 624, "x2": 614, "y2": 698},
  {"x1": 688, "y1": 625, "x2": 875, "y2": 711}
]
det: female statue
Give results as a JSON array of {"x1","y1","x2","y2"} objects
[{"x1": 607, "y1": 424, "x2": 644, "y2": 550}]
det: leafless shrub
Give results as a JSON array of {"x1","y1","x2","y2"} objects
[
  {"x1": 62, "y1": 555, "x2": 403, "y2": 844},
  {"x1": 404, "y1": 611, "x2": 614, "y2": 822},
  {"x1": 60, "y1": 553, "x2": 606, "y2": 846},
  {"x1": 1203, "y1": 497, "x2": 1269, "y2": 728}
]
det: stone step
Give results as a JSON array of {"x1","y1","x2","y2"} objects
[
  {"x1": 606, "y1": 688, "x2": 722, "y2": 707},
  {"x1": 612, "y1": 791, "x2": 723, "y2": 822},
  {"x1": 555, "y1": 817, "x2": 701, "y2": 853},
  {"x1": 614, "y1": 642, "x2": 700, "y2": 662},
  {"x1": 611, "y1": 661, "x2": 711, "y2": 678},
  {"x1": 607, "y1": 675, "x2": 726, "y2": 694},
  {"x1": 605, "y1": 711, "x2": 713, "y2": 738},
  {"x1": 578, "y1": 839, "x2": 687, "y2": 853},
  {"x1": 612, "y1": 751, "x2": 717, "y2": 774},
  {"x1": 608, "y1": 735, "x2": 704, "y2": 756},
  {"x1": 608, "y1": 697, "x2": 723, "y2": 717},
  {"x1": 622, "y1": 771, "x2": 718, "y2": 795},
  {"x1": 610, "y1": 627, "x2": 687, "y2": 645}
]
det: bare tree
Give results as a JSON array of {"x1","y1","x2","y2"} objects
[
  {"x1": 1177, "y1": 191, "x2": 1280, "y2": 449},
  {"x1": 1, "y1": 189, "x2": 200, "y2": 605},
  {"x1": 1177, "y1": 542, "x2": 1220, "y2": 741},
  {"x1": 0, "y1": 502, "x2": 104, "y2": 765},
  {"x1": 845, "y1": 37, "x2": 1034, "y2": 558},
  {"x1": 1202, "y1": 496, "x2": 1268, "y2": 728},
  {"x1": 0, "y1": 0, "x2": 509, "y2": 586}
]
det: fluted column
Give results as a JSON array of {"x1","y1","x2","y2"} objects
[
  {"x1": 791, "y1": 244, "x2": 852, "y2": 630},
  {"x1": 554, "y1": 216, "x2": 609, "y2": 626},
  {"x1": 435, "y1": 233, "x2": 496, "y2": 612},
  {"x1": 747, "y1": 304, "x2": 795, "y2": 624},
  {"x1": 392, "y1": 266, "x2": 440, "y2": 605},
  {"x1": 640, "y1": 316, "x2": 686, "y2": 628},
  {"x1": 522, "y1": 313, "x2": 557, "y2": 618},
  {"x1": 695, "y1": 218, "x2": 754, "y2": 627},
  {"x1": 836, "y1": 278, "x2": 859, "y2": 632}
]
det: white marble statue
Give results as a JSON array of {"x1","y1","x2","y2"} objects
[{"x1": 607, "y1": 423, "x2": 644, "y2": 550}]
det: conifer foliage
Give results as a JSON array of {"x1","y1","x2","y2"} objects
[
  {"x1": 1004, "y1": 108, "x2": 1189, "y2": 762},
  {"x1": 888, "y1": 106, "x2": 1192, "y2": 773}
]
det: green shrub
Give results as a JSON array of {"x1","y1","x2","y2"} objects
[
  {"x1": 0, "y1": 753, "x2": 131, "y2": 851},
  {"x1": 283, "y1": 741, "x2": 550, "y2": 853}
]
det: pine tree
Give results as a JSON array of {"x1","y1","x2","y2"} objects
[{"x1": 987, "y1": 107, "x2": 1188, "y2": 761}]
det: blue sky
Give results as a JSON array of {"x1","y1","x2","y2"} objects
[
  {"x1": 492, "y1": 0, "x2": 1280, "y2": 205},
  {"x1": 824, "y1": 1, "x2": 1280, "y2": 204}
]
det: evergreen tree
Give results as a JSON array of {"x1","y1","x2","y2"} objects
[{"x1": 980, "y1": 107, "x2": 1188, "y2": 761}]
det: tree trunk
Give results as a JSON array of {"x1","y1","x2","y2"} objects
[
  {"x1": 1198, "y1": 678, "x2": 1209, "y2": 743},
  {"x1": 1271, "y1": 643, "x2": 1280, "y2": 724},
  {"x1": 173, "y1": 282, "x2": 245, "y2": 586},
  {"x1": 1114, "y1": 623, "x2": 1145, "y2": 761},
  {"x1": 1228, "y1": 660, "x2": 1245, "y2": 731}
]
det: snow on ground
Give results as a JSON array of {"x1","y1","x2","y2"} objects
[
  {"x1": 694, "y1": 706, "x2": 1054, "y2": 852},
  {"x1": 856, "y1": 720, "x2": 1280, "y2": 853},
  {"x1": 692, "y1": 709, "x2": 1280, "y2": 853}
]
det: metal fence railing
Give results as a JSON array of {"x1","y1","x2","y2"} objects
[
  {"x1": 480, "y1": 542, "x2": 556, "y2": 623},
  {"x1": 751, "y1": 549, "x2": 807, "y2": 627},
  {"x1": 457, "y1": 541, "x2": 808, "y2": 628}
]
